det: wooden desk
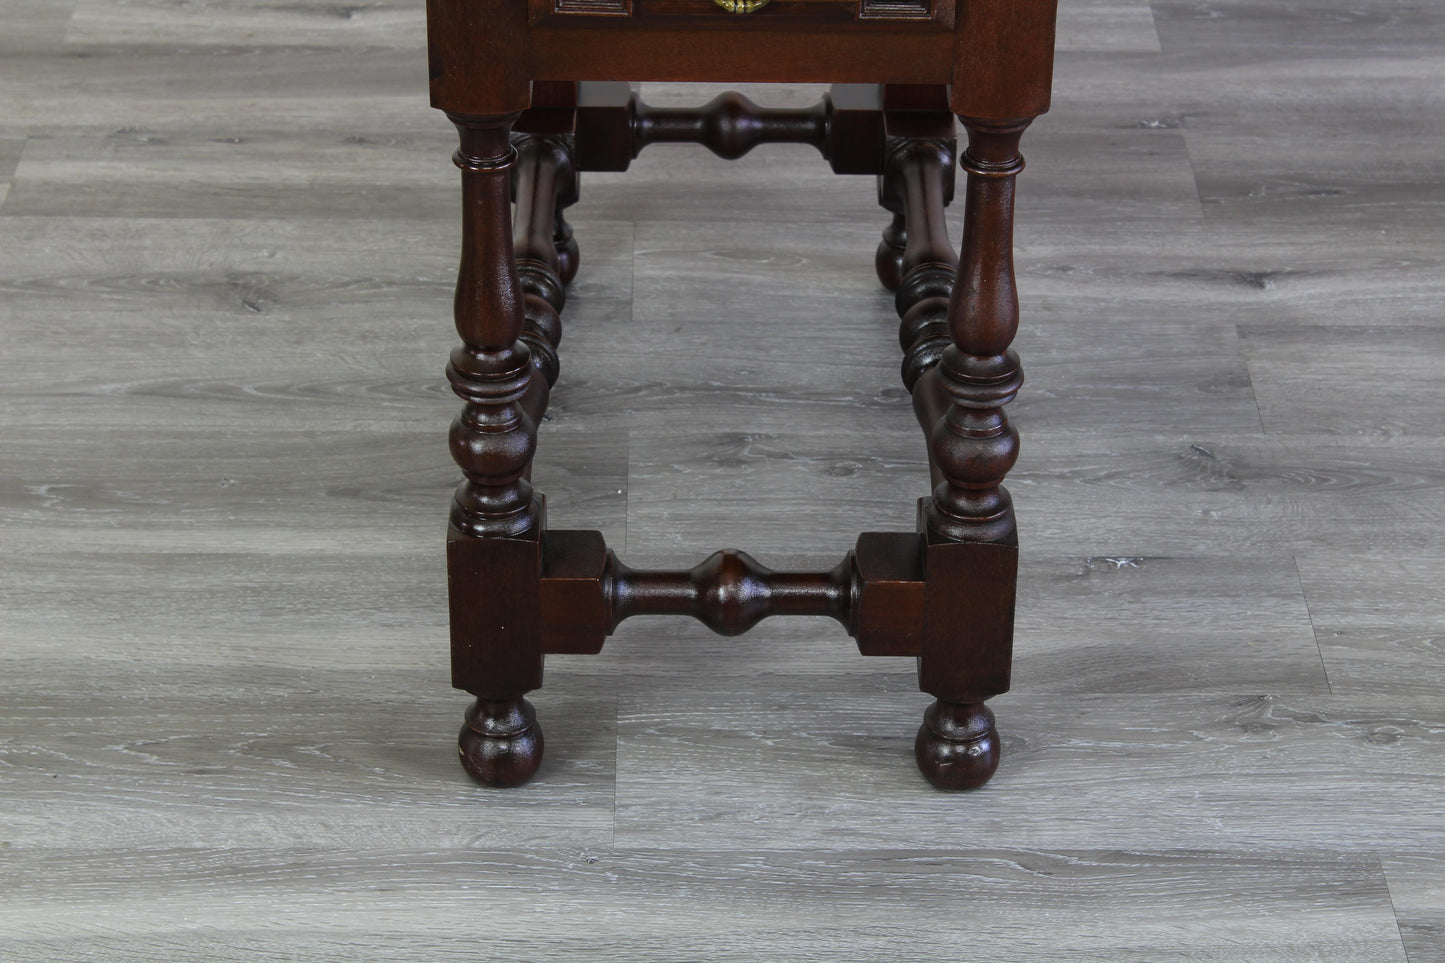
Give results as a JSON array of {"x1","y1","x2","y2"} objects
[{"x1": 426, "y1": 0, "x2": 1058, "y2": 790}]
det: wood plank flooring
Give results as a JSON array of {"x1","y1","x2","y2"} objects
[{"x1": 2, "y1": 0, "x2": 1443, "y2": 959}]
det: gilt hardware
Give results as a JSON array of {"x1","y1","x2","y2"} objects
[{"x1": 712, "y1": 0, "x2": 772, "y2": 13}]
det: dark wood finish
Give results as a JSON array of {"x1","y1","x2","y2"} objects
[
  {"x1": 510, "y1": 133, "x2": 577, "y2": 385},
  {"x1": 572, "y1": 81, "x2": 638, "y2": 171},
  {"x1": 878, "y1": 103, "x2": 957, "y2": 390},
  {"x1": 571, "y1": 82, "x2": 895, "y2": 175},
  {"x1": 876, "y1": 209, "x2": 907, "y2": 292},
  {"x1": 427, "y1": 0, "x2": 1056, "y2": 110},
  {"x1": 606, "y1": 549, "x2": 854, "y2": 636},
  {"x1": 910, "y1": 119, "x2": 1032, "y2": 789},
  {"x1": 823, "y1": 84, "x2": 889, "y2": 174},
  {"x1": 866, "y1": 100, "x2": 1031, "y2": 790},
  {"x1": 915, "y1": 700, "x2": 998, "y2": 791},
  {"x1": 445, "y1": 114, "x2": 543, "y2": 542},
  {"x1": 858, "y1": 0, "x2": 950, "y2": 23},
  {"x1": 458, "y1": 696, "x2": 544, "y2": 789},
  {"x1": 919, "y1": 119, "x2": 1027, "y2": 547},
  {"x1": 950, "y1": 2, "x2": 1056, "y2": 119},
  {"x1": 526, "y1": 28, "x2": 955, "y2": 86},
  {"x1": 445, "y1": 114, "x2": 548, "y2": 786},
  {"x1": 530, "y1": 0, "x2": 632, "y2": 25},
  {"x1": 633, "y1": 91, "x2": 829, "y2": 160},
  {"x1": 427, "y1": 1, "x2": 532, "y2": 115},
  {"x1": 536, "y1": 529, "x2": 926, "y2": 652},
  {"x1": 427, "y1": 0, "x2": 1057, "y2": 790},
  {"x1": 528, "y1": 0, "x2": 954, "y2": 28}
]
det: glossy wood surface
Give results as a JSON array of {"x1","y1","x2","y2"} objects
[
  {"x1": 427, "y1": 0, "x2": 1060, "y2": 790},
  {"x1": 426, "y1": 0, "x2": 1056, "y2": 115},
  {"x1": 440, "y1": 78, "x2": 1040, "y2": 788},
  {"x1": 3, "y1": 0, "x2": 1444, "y2": 958}
]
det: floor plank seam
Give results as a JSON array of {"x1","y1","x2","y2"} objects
[{"x1": 1294, "y1": 554, "x2": 1334, "y2": 696}]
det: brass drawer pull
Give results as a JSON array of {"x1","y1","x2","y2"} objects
[{"x1": 712, "y1": 0, "x2": 771, "y2": 12}]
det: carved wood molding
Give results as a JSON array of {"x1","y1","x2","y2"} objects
[
  {"x1": 531, "y1": 0, "x2": 632, "y2": 25},
  {"x1": 859, "y1": 0, "x2": 941, "y2": 22},
  {"x1": 531, "y1": 0, "x2": 953, "y2": 26}
]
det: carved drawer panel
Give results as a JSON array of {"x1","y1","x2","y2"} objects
[{"x1": 530, "y1": 0, "x2": 954, "y2": 28}]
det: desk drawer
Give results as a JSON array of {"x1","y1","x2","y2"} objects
[{"x1": 531, "y1": 0, "x2": 954, "y2": 29}]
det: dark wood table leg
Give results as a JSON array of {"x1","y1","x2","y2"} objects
[
  {"x1": 445, "y1": 112, "x2": 549, "y2": 788},
  {"x1": 438, "y1": 85, "x2": 1042, "y2": 791},
  {"x1": 874, "y1": 85, "x2": 955, "y2": 295},
  {"x1": 909, "y1": 117, "x2": 1035, "y2": 790},
  {"x1": 511, "y1": 133, "x2": 578, "y2": 389}
]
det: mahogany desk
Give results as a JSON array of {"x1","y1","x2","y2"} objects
[{"x1": 426, "y1": 0, "x2": 1058, "y2": 790}]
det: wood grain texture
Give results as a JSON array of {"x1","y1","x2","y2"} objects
[
  {"x1": 1295, "y1": 556, "x2": 1445, "y2": 697},
  {"x1": 620, "y1": 421, "x2": 1445, "y2": 559},
  {"x1": 3, "y1": 0, "x2": 1445, "y2": 955},
  {"x1": 1053, "y1": 0, "x2": 1160, "y2": 52},
  {"x1": 1150, "y1": 0, "x2": 1445, "y2": 56},
  {"x1": 612, "y1": 690, "x2": 1445, "y2": 852},
  {"x1": 0, "y1": 424, "x2": 627, "y2": 554},
  {"x1": 0, "y1": 849, "x2": 1407, "y2": 962},
  {"x1": 0, "y1": 664, "x2": 619, "y2": 851},
  {"x1": 1011, "y1": 555, "x2": 1325, "y2": 693},
  {"x1": 1241, "y1": 325, "x2": 1445, "y2": 438},
  {"x1": 1382, "y1": 851, "x2": 1445, "y2": 963},
  {"x1": 63, "y1": 0, "x2": 428, "y2": 46},
  {"x1": 1, "y1": 130, "x2": 459, "y2": 220}
]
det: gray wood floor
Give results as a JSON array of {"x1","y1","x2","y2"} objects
[{"x1": 3, "y1": 1, "x2": 1443, "y2": 959}]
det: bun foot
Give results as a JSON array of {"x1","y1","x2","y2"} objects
[
  {"x1": 458, "y1": 697, "x2": 543, "y2": 787},
  {"x1": 914, "y1": 700, "x2": 1000, "y2": 791}
]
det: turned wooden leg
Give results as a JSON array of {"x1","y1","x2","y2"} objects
[
  {"x1": 446, "y1": 112, "x2": 549, "y2": 787},
  {"x1": 873, "y1": 86, "x2": 955, "y2": 294},
  {"x1": 875, "y1": 202, "x2": 906, "y2": 293},
  {"x1": 908, "y1": 117, "x2": 1033, "y2": 790},
  {"x1": 511, "y1": 133, "x2": 578, "y2": 389},
  {"x1": 886, "y1": 136, "x2": 958, "y2": 394},
  {"x1": 436, "y1": 89, "x2": 1032, "y2": 789},
  {"x1": 877, "y1": 148, "x2": 953, "y2": 299},
  {"x1": 554, "y1": 202, "x2": 579, "y2": 285}
]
